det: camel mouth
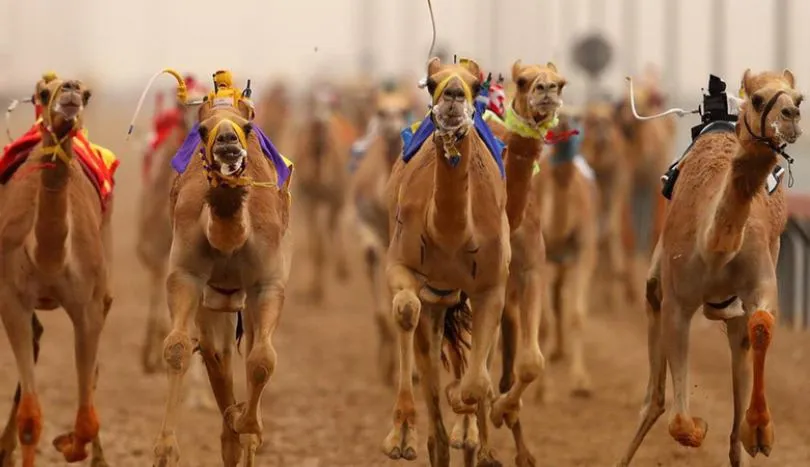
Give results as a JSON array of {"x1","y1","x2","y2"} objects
[{"x1": 213, "y1": 147, "x2": 247, "y2": 176}]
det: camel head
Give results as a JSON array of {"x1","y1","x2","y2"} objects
[
  {"x1": 425, "y1": 56, "x2": 481, "y2": 134},
  {"x1": 375, "y1": 89, "x2": 411, "y2": 141},
  {"x1": 738, "y1": 68, "x2": 803, "y2": 146},
  {"x1": 510, "y1": 60, "x2": 566, "y2": 127},
  {"x1": 37, "y1": 76, "x2": 92, "y2": 136},
  {"x1": 198, "y1": 114, "x2": 253, "y2": 178},
  {"x1": 581, "y1": 101, "x2": 619, "y2": 168}
]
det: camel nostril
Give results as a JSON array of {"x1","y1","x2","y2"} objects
[{"x1": 782, "y1": 107, "x2": 800, "y2": 119}]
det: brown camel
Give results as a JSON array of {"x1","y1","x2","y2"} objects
[
  {"x1": 615, "y1": 73, "x2": 676, "y2": 303},
  {"x1": 580, "y1": 101, "x2": 632, "y2": 312},
  {"x1": 151, "y1": 70, "x2": 293, "y2": 467},
  {"x1": 342, "y1": 88, "x2": 412, "y2": 386},
  {"x1": 135, "y1": 76, "x2": 216, "y2": 411},
  {"x1": 381, "y1": 57, "x2": 510, "y2": 467},
  {"x1": 468, "y1": 60, "x2": 569, "y2": 467},
  {"x1": 617, "y1": 69, "x2": 802, "y2": 467},
  {"x1": 293, "y1": 83, "x2": 357, "y2": 302},
  {"x1": 0, "y1": 76, "x2": 112, "y2": 466},
  {"x1": 256, "y1": 80, "x2": 291, "y2": 149}
]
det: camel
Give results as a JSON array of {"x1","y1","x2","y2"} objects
[
  {"x1": 0, "y1": 74, "x2": 114, "y2": 466},
  {"x1": 382, "y1": 56, "x2": 511, "y2": 467},
  {"x1": 580, "y1": 100, "x2": 632, "y2": 312},
  {"x1": 256, "y1": 80, "x2": 291, "y2": 149},
  {"x1": 343, "y1": 87, "x2": 413, "y2": 386},
  {"x1": 614, "y1": 70, "x2": 676, "y2": 304},
  {"x1": 135, "y1": 74, "x2": 217, "y2": 411},
  {"x1": 292, "y1": 82, "x2": 358, "y2": 303},
  {"x1": 466, "y1": 61, "x2": 570, "y2": 467},
  {"x1": 617, "y1": 69, "x2": 803, "y2": 467},
  {"x1": 150, "y1": 70, "x2": 293, "y2": 467}
]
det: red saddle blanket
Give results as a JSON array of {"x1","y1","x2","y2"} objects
[
  {"x1": 0, "y1": 123, "x2": 119, "y2": 208},
  {"x1": 142, "y1": 107, "x2": 184, "y2": 182}
]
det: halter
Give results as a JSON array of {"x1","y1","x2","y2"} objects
[
  {"x1": 199, "y1": 118, "x2": 275, "y2": 189},
  {"x1": 40, "y1": 80, "x2": 80, "y2": 166},
  {"x1": 741, "y1": 89, "x2": 795, "y2": 186}
]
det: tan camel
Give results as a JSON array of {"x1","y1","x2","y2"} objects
[
  {"x1": 467, "y1": 61, "x2": 569, "y2": 467},
  {"x1": 615, "y1": 73, "x2": 676, "y2": 303},
  {"x1": 293, "y1": 83, "x2": 357, "y2": 302},
  {"x1": 151, "y1": 70, "x2": 293, "y2": 467},
  {"x1": 617, "y1": 69, "x2": 802, "y2": 467},
  {"x1": 256, "y1": 80, "x2": 291, "y2": 145},
  {"x1": 580, "y1": 101, "x2": 631, "y2": 312},
  {"x1": 343, "y1": 88, "x2": 412, "y2": 386},
  {"x1": 0, "y1": 76, "x2": 112, "y2": 466},
  {"x1": 135, "y1": 76, "x2": 217, "y2": 411},
  {"x1": 381, "y1": 56, "x2": 510, "y2": 467}
]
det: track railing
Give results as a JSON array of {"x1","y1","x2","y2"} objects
[{"x1": 779, "y1": 193, "x2": 810, "y2": 330}]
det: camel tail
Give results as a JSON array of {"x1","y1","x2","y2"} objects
[{"x1": 441, "y1": 292, "x2": 472, "y2": 373}]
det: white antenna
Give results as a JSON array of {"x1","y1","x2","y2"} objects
[{"x1": 625, "y1": 76, "x2": 698, "y2": 120}]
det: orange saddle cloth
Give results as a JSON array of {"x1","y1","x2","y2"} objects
[{"x1": 0, "y1": 123, "x2": 119, "y2": 209}]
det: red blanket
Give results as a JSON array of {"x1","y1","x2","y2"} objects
[
  {"x1": 142, "y1": 107, "x2": 183, "y2": 182},
  {"x1": 0, "y1": 123, "x2": 118, "y2": 208}
]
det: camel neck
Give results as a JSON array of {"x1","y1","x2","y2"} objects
[
  {"x1": 206, "y1": 185, "x2": 250, "y2": 254},
  {"x1": 504, "y1": 133, "x2": 543, "y2": 230},
  {"x1": 429, "y1": 129, "x2": 473, "y2": 248},
  {"x1": 707, "y1": 142, "x2": 779, "y2": 255}
]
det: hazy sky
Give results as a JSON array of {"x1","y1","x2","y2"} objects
[{"x1": 1, "y1": 0, "x2": 807, "y2": 100}]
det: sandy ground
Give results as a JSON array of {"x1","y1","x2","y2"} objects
[{"x1": 0, "y1": 99, "x2": 809, "y2": 467}]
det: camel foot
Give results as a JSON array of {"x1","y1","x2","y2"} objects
[
  {"x1": 449, "y1": 414, "x2": 478, "y2": 450},
  {"x1": 668, "y1": 415, "x2": 708, "y2": 448},
  {"x1": 240, "y1": 433, "x2": 261, "y2": 467},
  {"x1": 52, "y1": 405, "x2": 99, "y2": 463},
  {"x1": 515, "y1": 451, "x2": 537, "y2": 467},
  {"x1": 445, "y1": 381, "x2": 477, "y2": 414},
  {"x1": 53, "y1": 433, "x2": 91, "y2": 462},
  {"x1": 490, "y1": 394, "x2": 521, "y2": 429},
  {"x1": 740, "y1": 418, "x2": 773, "y2": 458},
  {"x1": 476, "y1": 448, "x2": 502, "y2": 467},
  {"x1": 382, "y1": 420, "x2": 417, "y2": 461},
  {"x1": 225, "y1": 402, "x2": 262, "y2": 439},
  {"x1": 153, "y1": 432, "x2": 180, "y2": 467}
]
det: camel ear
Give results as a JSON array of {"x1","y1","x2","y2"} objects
[
  {"x1": 558, "y1": 78, "x2": 567, "y2": 93},
  {"x1": 783, "y1": 68, "x2": 796, "y2": 88},
  {"x1": 82, "y1": 89, "x2": 92, "y2": 106},
  {"x1": 427, "y1": 57, "x2": 442, "y2": 78},
  {"x1": 546, "y1": 62, "x2": 558, "y2": 72},
  {"x1": 741, "y1": 68, "x2": 755, "y2": 98},
  {"x1": 459, "y1": 58, "x2": 481, "y2": 80},
  {"x1": 511, "y1": 60, "x2": 524, "y2": 85}
]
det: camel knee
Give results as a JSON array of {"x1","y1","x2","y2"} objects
[
  {"x1": 515, "y1": 348, "x2": 545, "y2": 384},
  {"x1": 246, "y1": 343, "x2": 277, "y2": 386},
  {"x1": 392, "y1": 290, "x2": 421, "y2": 332},
  {"x1": 163, "y1": 332, "x2": 194, "y2": 374},
  {"x1": 15, "y1": 394, "x2": 42, "y2": 446}
]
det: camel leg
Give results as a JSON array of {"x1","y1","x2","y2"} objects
[
  {"x1": 305, "y1": 199, "x2": 326, "y2": 303},
  {"x1": 142, "y1": 264, "x2": 169, "y2": 374},
  {"x1": 454, "y1": 287, "x2": 504, "y2": 410},
  {"x1": 197, "y1": 308, "x2": 241, "y2": 466},
  {"x1": 447, "y1": 336, "x2": 479, "y2": 454},
  {"x1": 568, "y1": 252, "x2": 595, "y2": 397},
  {"x1": 382, "y1": 264, "x2": 421, "y2": 460},
  {"x1": 330, "y1": 200, "x2": 350, "y2": 282},
  {"x1": 225, "y1": 285, "x2": 283, "y2": 464},
  {"x1": 415, "y1": 308, "x2": 451, "y2": 467},
  {"x1": 548, "y1": 267, "x2": 566, "y2": 362},
  {"x1": 52, "y1": 298, "x2": 107, "y2": 462},
  {"x1": 662, "y1": 298, "x2": 706, "y2": 448},
  {"x1": 739, "y1": 282, "x2": 777, "y2": 459},
  {"x1": 491, "y1": 274, "x2": 540, "y2": 467},
  {"x1": 616, "y1": 278, "x2": 667, "y2": 466},
  {"x1": 153, "y1": 270, "x2": 203, "y2": 467},
  {"x1": 725, "y1": 316, "x2": 751, "y2": 467},
  {"x1": 366, "y1": 246, "x2": 396, "y2": 386}
]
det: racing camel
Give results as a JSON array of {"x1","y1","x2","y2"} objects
[
  {"x1": 135, "y1": 74, "x2": 216, "y2": 411},
  {"x1": 145, "y1": 70, "x2": 294, "y2": 467},
  {"x1": 617, "y1": 69, "x2": 803, "y2": 467},
  {"x1": 382, "y1": 56, "x2": 510, "y2": 467},
  {"x1": 0, "y1": 74, "x2": 115, "y2": 466}
]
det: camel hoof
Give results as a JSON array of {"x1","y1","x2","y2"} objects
[
  {"x1": 476, "y1": 448, "x2": 502, "y2": 467},
  {"x1": 382, "y1": 420, "x2": 417, "y2": 461},
  {"x1": 53, "y1": 433, "x2": 90, "y2": 462},
  {"x1": 225, "y1": 402, "x2": 262, "y2": 438},
  {"x1": 668, "y1": 415, "x2": 708, "y2": 448},
  {"x1": 153, "y1": 433, "x2": 180, "y2": 467},
  {"x1": 490, "y1": 394, "x2": 521, "y2": 429},
  {"x1": 741, "y1": 418, "x2": 773, "y2": 458},
  {"x1": 515, "y1": 451, "x2": 537, "y2": 467},
  {"x1": 449, "y1": 415, "x2": 479, "y2": 450}
]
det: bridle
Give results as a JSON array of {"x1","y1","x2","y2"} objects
[{"x1": 742, "y1": 89, "x2": 796, "y2": 186}]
